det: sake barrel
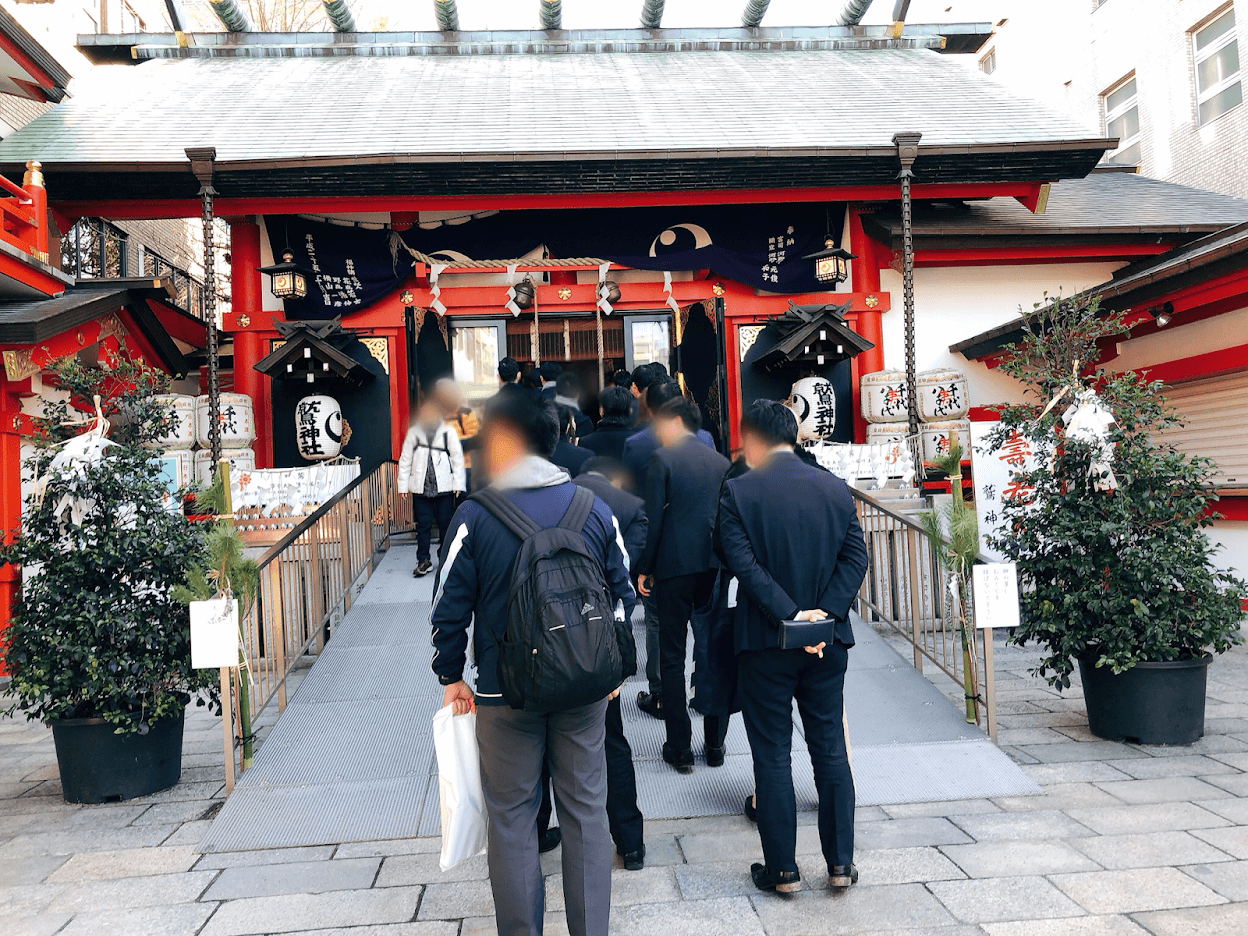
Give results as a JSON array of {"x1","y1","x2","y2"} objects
[
  {"x1": 916, "y1": 368, "x2": 970, "y2": 421},
  {"x1": 866, "y1": 421, "x2": 909, "y2": 446},
  {"x1": 295, "y1": 394, "x2": 344, "y2": 461},
  {"x1": 194, "y1": 393, "x2": 256, "y2": 449},
  {"x1": 155, "y1": 449, "x2": 194, "y2": 491},
  {"x1": 143, "y1": 394, "x2": 196, "y2": 451},
  {"x1": 195, "y1": 447, "x2": 256, "y2": 487},
  {"x1": 785, "y1": 376, "x2": 837, "y2": 441},
  {"x1": 920, "y1": 420, "x2": 972, "y2": 463},
  {"x1": 860, "y1": 370, "x2": 909, "y2": 423}
]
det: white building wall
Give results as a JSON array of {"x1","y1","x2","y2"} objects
[
  {"x1": 1207, "y1": 521, "x2": 1248, "y2": 582},
  {"x1": 987, "y1": 0, "x2": 1248, "y2": 199},
  {"x1": 878, "y1": 262, "x2": 1123, "y2": 409}
]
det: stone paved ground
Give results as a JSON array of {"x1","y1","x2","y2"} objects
[{"x1": 4, "y1": 625, "x2": 1248, "y2": 936}]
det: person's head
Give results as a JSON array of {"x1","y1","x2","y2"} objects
[
  {"x1": 650, "y1": 361, "x2": 669, "y2": 379},
  {"x1": 554, "y1": 403, "x2": 579, "y2": 442},
  {"x1": 523, "y1": 367, "x2": 543, "y2": 390},
  {"x1": 740, "y1": 399, "x2": 799, "y2": 469},
  {"x1": 540, "y1": 361, "x2": 562, "y2": 384},
  {"x1": 581, "y1": 456, "x2": 629, "y2": 489},
  {"x1": 555, "y1": 371, "x2": 581, "y2": 403},
  {"x1": 598, "y1": 385, "x2": 633, "y2": 423},
  {"x1": 481, "y1": 394, "x2": 559, "y2": 476},
  {"x1": 645, "y1": 377, "x2": 683, "y2": 416},
  {"x1": 498, "y1": 356, "x2": 521, "y2": 384},
  {"x1": 654, "y1": 396, "x2": 701, "y2": 447},
  {"x1": 416, "y1": 397, "x2": 443, "y2": 427},
  {"x1": 631, "y1": 363, "x2": 656, "y2": 404},
  {"x1": 432, "y1": 377, "x2": 465, "y2": 415},
  {"x1": 611, "y1": 369, "x2": 633, "y2": 391}
]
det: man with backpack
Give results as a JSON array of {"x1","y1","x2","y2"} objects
[
  {"x1": 397, "y1": 397, "x2": 466, "y2": 577},
  {"x1": 431, "y1": 393, "x2": 636, "y2": 936}
]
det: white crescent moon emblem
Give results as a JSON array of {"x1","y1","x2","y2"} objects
[
  {"x1": 648, "y1": 223, "x2": 714, "y2": 257},
  {"x1": 325, "y1": 412, "x2": 343, "y2": 444}
]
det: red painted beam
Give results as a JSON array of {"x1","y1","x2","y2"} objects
[
  {"x1": 53, "y1": 182, "x2": 1045, "y2": 222},
  {"x1": 0, "y1": 252, "x2": 65, "y2": 296},
  {"x1": 915, "y1": 243, "x2": 1172, "y2": 268},
  {"x1": 1134, "y1": 343, "x2": 1248, "y2": 386},
  {"x1": 0, "y1": 32, "x2": 56, "y2": 102}
]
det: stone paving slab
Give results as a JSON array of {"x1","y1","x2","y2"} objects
[
  {"x1": 1064, "y1": 802, "x2": 1231, "y2": 835},
  {"x1": 751, "y1": 882, "x2": 958, "y2": 934},
  {"x1": 44, "y1": 870, "x2": 217, "y2": 914},
  {"x1": 56, "y1": 903, "x2": 216, "y2": 936},
  {"x1": 202, "y1": 856, "x2": 381, "y2": 900},
  {"x1": 193, "y1": 845, "x2": 336, "y2": 870},
  {"x1": 927, "y1": 874, "x2": 1086, "y2": 923},
  {"x1": 200, "y1": 886, "x2": 424, "y2": 936},
  {"x1": 6, "y1": 913, "x2": 76, "y2": 936},
  {"x1": 1050, "y1": 867, "x2": 1227, "y2": 914},
  {"x1": 546, "y1": 866, "x2": 680, "y2": 911},
  {"x1": 614, "y1": 897, "x2": 766, "y2": 936},
  {"x1": 376, "y1": 852, "x2": 490, "y2": 887},
  {"x1": 947, "y1": 808, "x2": 1095, "y2": 841},
  {"x1": 1191, "y1": 824, "x2": 1248, "y2": 859},
  {"x1": 1179, "y1": 859, "x2": 1248, "y2": 901},
  {"x1": 48, "y1": 846, "x2": 201, "y2": 883},
  {"x1": 1132, "y1": 903, "x2": 1248, "y2": 936},
  {"x1": 1069, "y1": 830, "x2": 1235, "y2": 870},
  {"x1": 1093, "y1": 777, "x2": 1236, "y2": 804},
  {"x1": 982, "y1": 916, "x2": 1150, "y2": 936},
  {"x1": 940, "y1": 839, "x2": 1101, "y2": 877},
  {"x1": 277, "y1": 926, "x2": 458, "y2": 936}
]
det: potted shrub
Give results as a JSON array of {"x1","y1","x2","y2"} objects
[
  {"x1": 988, "y1": 294, "x2": 1245, "y2": 745},
  {"x1": 1, "y1": 359, "x2": 218, "y2": 802}
]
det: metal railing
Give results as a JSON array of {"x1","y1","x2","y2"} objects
[
  {"x1": 238, "y1": 460, "x2": 414, "y2": 719},
  {"x1": 851, "y1": 487, "x2": 998, "y2": 741}
]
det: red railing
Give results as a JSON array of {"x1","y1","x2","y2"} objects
[{"x1": 0, "y1": 162, "x2": 49, "y2": 264}]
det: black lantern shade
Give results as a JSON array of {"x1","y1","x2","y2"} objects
[
  {"x1": 259, "y1": 250, "x2": 315, "y2": 300},
  {"x1": 801, "y1": 238, "x2": 856, "y2": 286}
]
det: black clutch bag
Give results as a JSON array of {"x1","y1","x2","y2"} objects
[{"x1": 777, "y1": 617, "x2": 838, "y2": 651}]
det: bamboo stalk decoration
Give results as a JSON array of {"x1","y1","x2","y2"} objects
[
  {"x1": 741, "y1": 0, "x2": 770, "y2": 28},
  {"x1": 433, "y1": 0, "x2": 459, "y2": 31},
  {"x1": 323, "y1": 0, "x2": 356, "y2": 32},
  {"x1": 540, "y1": 0, "x2": 562, "y2": 30},
  {"x1": 208, "y1": 0, "x2": 252, "y2": 31},
  {"x1": 218, "y1": 460, "x2": 256, "y2": 768},
  {"x1": 836, "y1": 0, "x2": 875, "y2": 26},
  {"x1": 641, "y1": 0, "x2": 666, "y2": 28}
]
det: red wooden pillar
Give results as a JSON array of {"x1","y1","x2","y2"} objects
[
  {"x1": 0, "y1": 377, "x2": 23, "y2": 669},
  {"x1": 848, "y1": 206, "x2": 887, "y2": 442},
  {"x1": 229, "y1": 220, "x2": 271, "y2": 467}
]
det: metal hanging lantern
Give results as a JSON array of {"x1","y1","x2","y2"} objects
[
  {"x1": 801, "y1": 238, "x2": 856, "y2": 286},
  {"x1": 259, "y1": 250, "x2": 314, "y2": 300}
]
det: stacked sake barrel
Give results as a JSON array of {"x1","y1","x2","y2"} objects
[
  {"x1": 861, "y1": 369, "x2": 971, "y2": 462},
  {"x1": 143, "y1": 392, "x2": 257, "y2": 489}
]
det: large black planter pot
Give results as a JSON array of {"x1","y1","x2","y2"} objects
[
  {"x1": 1078, "y1": 655, "x2": 1211, "y2": 746},
  {"x1": 51, "y1": 711, "x2": 184, "y2": 803}
]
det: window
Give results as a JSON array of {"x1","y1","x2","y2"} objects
[
  {"x1": 449, "y1": 319, "x2": 507, "y2": 402},
  {"x1": 1104, "y1": 76, "x2": 1141, "y2": 166},
  {"x1": 979, "y1": 48, "x2": 996, "y2": 75},
  {"x1": 1194, "y1": 8, "x2": 1242, "y2": 125}
]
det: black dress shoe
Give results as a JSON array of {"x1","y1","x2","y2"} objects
[
  {"x1": 620, "y1": 845, "x2": 645, "y2": 871},
  {"x1": 743, "y1": 795, "x2": 757, "y2": 823},
  {"x1": 705, "y1": 745, "x2": 726, "y2": 767},
  {"x1": 538, "y1": 826, "x2": 563, "y2": 854},
  {"x1": 828, "y1": 864, "x2": 859, "y2": 888},
  {"x1": 636, "y1": 691, "x2": 663, "y2": 720},
  {"x1": 751, "y1": 862, "x2": 801, "y2": 894},
  {"x1": 661, "y1": 743, "x2": 694, "y2": 774}
]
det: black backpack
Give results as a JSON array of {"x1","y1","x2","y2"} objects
[{"x1": 470, "y1": 486, "x2": 626, "y2": 712}]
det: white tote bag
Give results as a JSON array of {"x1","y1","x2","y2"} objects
[{"x1": 432, "y1": 704, "x2": 490, "y2": 871}]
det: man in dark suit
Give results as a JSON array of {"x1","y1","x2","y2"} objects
[
  {"x1": 549, "y1": 404, "x2": 593, "y2": 477},
  {"x1": 554, "y1": 372, "x2": 594, "y2": 440},
  {"x1": 637, "y1": 397, "x2": 731, "y2": 773},
  {"x1": 579, "y1": 386, "x2": 636, "y2": 463},
  {"x1": 540, "y1": 361, "x2": 562, "y2": 401},
  {"x1": 622, "y1": 380, "x2": 716, "y2": 495},
  {"x1": 717, "y1": 401, "x2": 869, "y2": 895}
]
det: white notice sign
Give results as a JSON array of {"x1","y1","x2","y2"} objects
[
  {"x1": 190, "y1": 598, "x2": 240, "y2": 669},
  {"x1": 972, "y1": 562, "x2": 1020, "y2": 631}
]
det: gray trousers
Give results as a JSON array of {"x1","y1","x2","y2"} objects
[
  {"x1": 643, "y1": 590, "x2": 662, "y2": 695},
  {"x1": 476, "y1": 699, "x2": 612, "y2": 936}
]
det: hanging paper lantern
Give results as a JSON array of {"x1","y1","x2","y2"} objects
[
  {"x1": 785, "y1": 376, "x2": 837, "y2": 442},
  {"x1": 295, "y1": 394, "x2": 344, "y2": 462}
]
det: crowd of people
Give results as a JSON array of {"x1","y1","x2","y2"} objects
[{"x1": 404, "y1": 357, "x2": 869, "y2": 936}]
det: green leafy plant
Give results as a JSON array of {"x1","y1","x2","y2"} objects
[
  {"x1": 920, "y1": 438, "x2": 981, "y2": 723},
  {"x1": 2, "y1": 359, "x2": 218, "y2": 733},
  {"x1": 986, "y1": 293, "x2": 1245, "y2": 688}
]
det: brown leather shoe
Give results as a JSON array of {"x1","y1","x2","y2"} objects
[{"x1": 829, "y1": 864, "x2": 859, "y2": 888}]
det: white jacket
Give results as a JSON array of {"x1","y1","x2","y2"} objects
[{"x1": 397, "y1": 421, "x2": 465, "y2": 495}]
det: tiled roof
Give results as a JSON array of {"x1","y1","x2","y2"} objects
[
  {"x1": 869, "y1": 172, "x2": 1248, "y2": 242},
  {"x1": 0, "y1": 48, "x2": 1107, "y2": 168}
]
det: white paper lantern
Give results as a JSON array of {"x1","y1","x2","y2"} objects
[
  {"x1": 785, "y1": 376, "x2": 837, "y2": 442},
  {"x1": 860, "y1": 370, "x2": 910, "y2": 423},
  {"x1": 920, "y1": 420, "x2": 972, "y2": 463},
  {"x1": 195, "y1": 448, "x2": 256, "y2": 487},
  {"x1": 143, "y1": 394, "x2": 196, "y2": 451},
  {"x1": 917, "y1": 368, "x2": 970, "y2": 422},
  {"x1": 295, "y1": 395, "x2": 344, "y2": 462},
  {"x1": 194, "y1": 393, "x2": 256, "y2": 449}
]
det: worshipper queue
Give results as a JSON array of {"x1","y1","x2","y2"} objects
[{"x1": 400, "y1": 358, "x2": 868, "y2": 936}]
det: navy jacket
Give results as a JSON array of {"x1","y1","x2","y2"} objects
[
  {"x1": 638, "y1": 435, "x2": 731, "y2": 581},
  {"x1": 550, "y1": 438, "x2": 593, "y2": 477},
  {"x1": 621, "y1": 424, "x2": 717, "y2": 495},
  {"x1": 431, "y1": 470, "x2": 636, "y2": 705},
  {"x1": 717, "y1": 451, "x2": 869, "y2": 653},
  {"x1": 574, "y1": 471, "x2": 648, "y2": 570},
  {"x1": 578, "y1": 420, "x2": 634, "y2": 463}
]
